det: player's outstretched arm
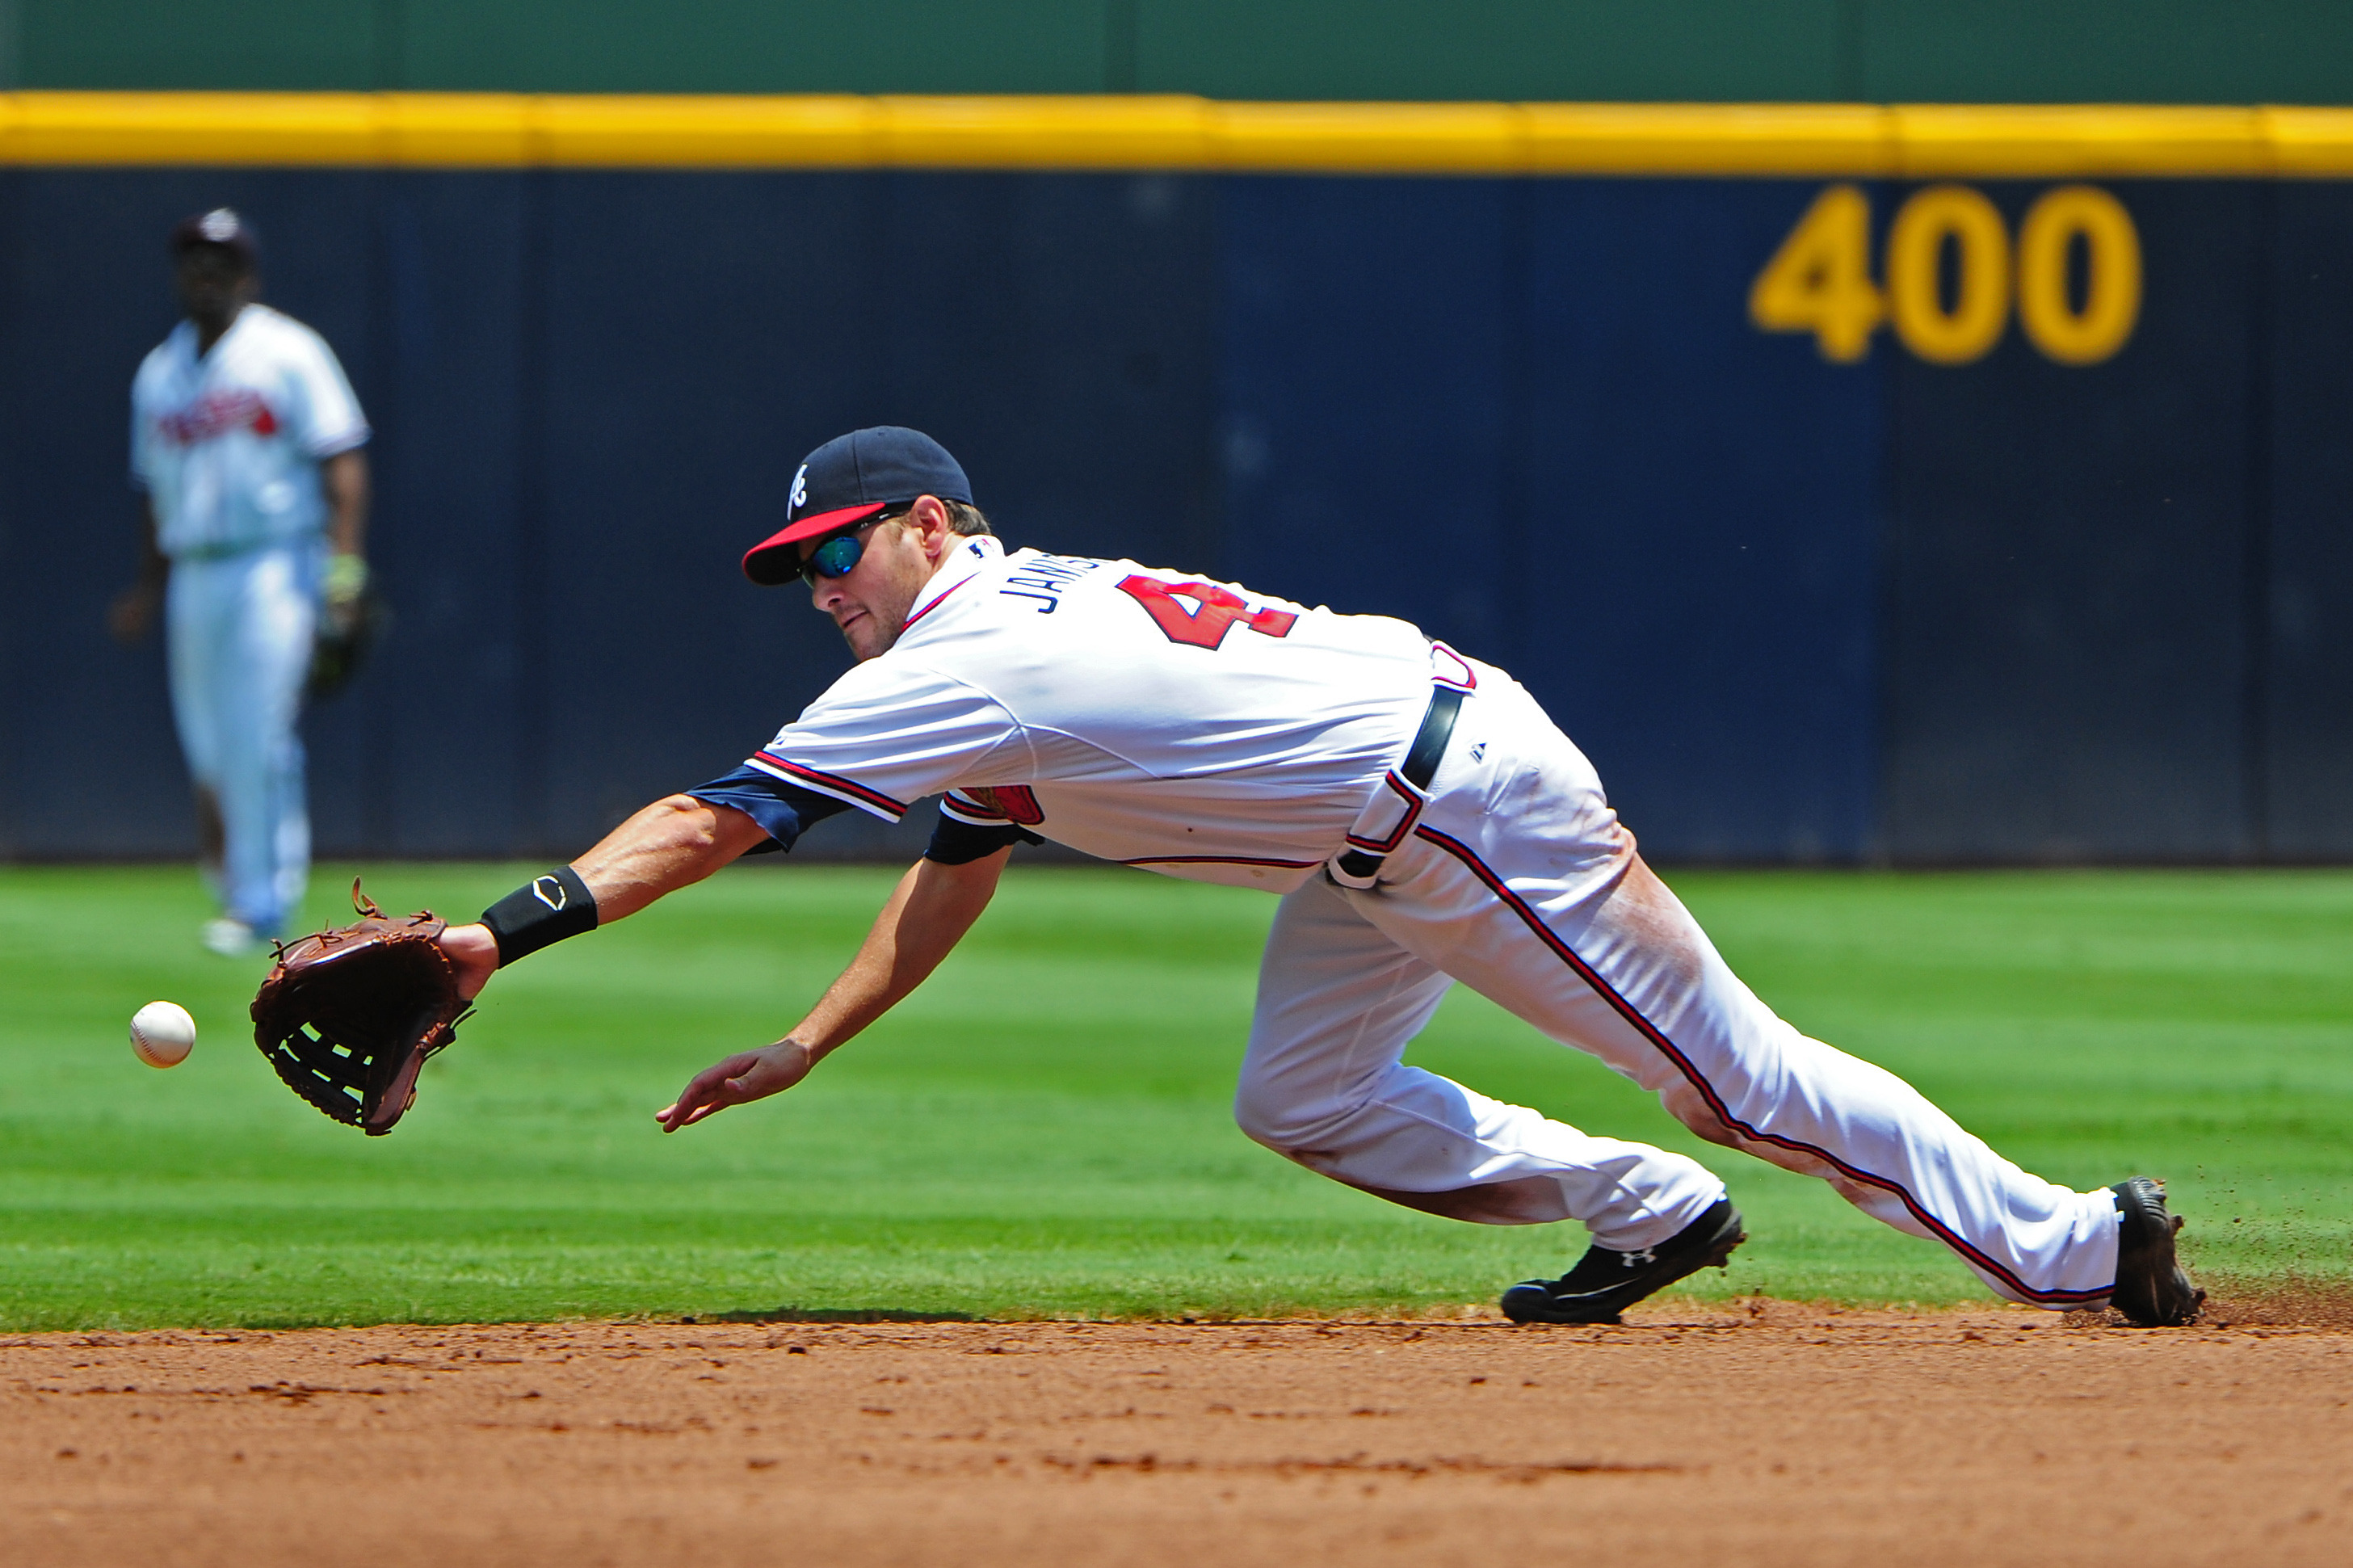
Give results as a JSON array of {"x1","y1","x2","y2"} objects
[
  {"x1": 654, "y1": 846, "x2": 1012, "y2": 1133},
  {"x1": 440, "y1": 794, "x2": 773, "y2": 999}
]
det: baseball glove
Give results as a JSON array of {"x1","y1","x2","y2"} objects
[
  {"x1": 307, "y1": 582, "x2": 388, "y2": 701},
  {"x1": 250, "y1": 880, "x2": 473, "y2": 1136}
]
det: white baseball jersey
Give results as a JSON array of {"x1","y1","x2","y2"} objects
[
  {"x1": 131, "y1": 304, "x2": 369, "y2": 558},
  {"x1": 746, "y1": 536, "x2": 1474, "y2": 890}
]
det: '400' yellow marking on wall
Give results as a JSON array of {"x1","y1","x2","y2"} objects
[{"x1": 1750, "y1": 183, "x2": 2141, "y2": 366}]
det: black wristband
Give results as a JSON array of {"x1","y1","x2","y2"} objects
[{"x1": 481, "y1": 867, "x2": 598, "y2": 967}]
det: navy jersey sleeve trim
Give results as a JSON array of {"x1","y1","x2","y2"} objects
[
  {"x1": 924, "y1": 812, "x2": 1043, "y2": 866},
  {"x1": 685, "y1": 763, "x2": 854, "y2": 854}
]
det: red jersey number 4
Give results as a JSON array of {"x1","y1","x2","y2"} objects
[{"x1": 1116, "y1": 575, "x2": 1297, "y2": 650}]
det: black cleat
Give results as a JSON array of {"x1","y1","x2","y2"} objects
[
  {"x1": 2109, "y1": 1177, "x2": 2204, "y2": 1326},
  {"x1": 1500, "y1": 1199, "x2": 1746, "y2": 1326}
]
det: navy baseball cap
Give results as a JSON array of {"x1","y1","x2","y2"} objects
[
  {"x1": 170, "y1": 207, "x2": 260, "y2": 268},
  {"x1": 742, "y1": 427, "x2": 973, "y2": 586}
]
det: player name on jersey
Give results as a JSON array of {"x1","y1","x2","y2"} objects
[
  {"x1": 747, "y1": 536, "x2": 1455, "y2": 889},
  {"x1": 995, "y1": 551, "x2": 1101, "y2": 613}
]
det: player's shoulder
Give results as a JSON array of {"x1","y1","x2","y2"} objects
[
  {"x1": 232, "y1": 305, "x2": 342, "y2": 365},
  {"x1": 807, "y1": 638, "x2": 1010, "y2": 733},
  {"x1": 218, "y1": 303, "x2": 346, "y2": 379},
  {"x1": 133, "y1": 322, "x2": 195, "y2": 388}
]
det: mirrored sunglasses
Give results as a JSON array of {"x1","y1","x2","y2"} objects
[{"x1": 795, "y1": 511, "x2": 902, "y2": 586}]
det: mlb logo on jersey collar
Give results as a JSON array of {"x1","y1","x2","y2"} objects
[{"x1": 742, "y1": 426, "x2": 974, "y2": 585}]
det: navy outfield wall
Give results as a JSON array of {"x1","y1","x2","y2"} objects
[{"x1": 1, "y1": 165, "x2": 2347, "y2": 864}]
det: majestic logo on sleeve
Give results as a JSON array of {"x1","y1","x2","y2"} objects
[
  {"x1": 788, "y1": 464, "x2": 809, "y2": 516},
  {"x1": 158, "y1": 389, "x2": 279, "y2": 444}
]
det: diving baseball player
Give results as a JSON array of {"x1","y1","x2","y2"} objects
[
  {"x1": 110, "y1": 209, "x2": 372, "y2": 955},
  {"x1": 435, "y1": 426, "x2": 2200, "y2": 1326}
]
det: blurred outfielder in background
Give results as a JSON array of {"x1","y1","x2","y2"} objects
[{"x1": 108, "y1": 210, "x2": 372, "y2": 954}]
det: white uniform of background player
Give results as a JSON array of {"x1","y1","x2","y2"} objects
[
  {"x1": 116, "y1": 210, "x2": 370, "y2": 953},
  {"x1": 440, "y1": 427, "x2": 2198, "y2": 1326}
]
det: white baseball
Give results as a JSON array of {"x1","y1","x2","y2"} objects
[{"x1": 131, "y1": 1001, "x2": 196, "y2": 1069}]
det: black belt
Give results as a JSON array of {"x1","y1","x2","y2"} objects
[{"x1": 1334, "y1": 684, "x2": 1464, "y2": 881}]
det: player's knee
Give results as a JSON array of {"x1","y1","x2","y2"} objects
[
  {"x1": 1230, "y1": 1080, "x2": 1282, "y2": 1149},
  {"x1": 1660, "y1": 1079, "x2": 1748, "y2": 1150},
  {"x1": 1231, "y1": 1072, "x2": 1323, "y2": 1151}
]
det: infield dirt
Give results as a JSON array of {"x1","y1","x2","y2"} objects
[{"x1": 6, "y1": 1301, "x2": 2349, "y2": 1568}]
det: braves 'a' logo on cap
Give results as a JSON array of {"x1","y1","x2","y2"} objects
[{"x1": 788, "y1": 464, "x2": 809, "y2": 517}]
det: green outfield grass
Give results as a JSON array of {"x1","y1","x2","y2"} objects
[{"x1": 1, "y1": 861, "x2": 2347, "y2": 1330}]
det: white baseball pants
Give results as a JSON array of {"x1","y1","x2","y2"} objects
[
  {"x1": 1236, "y1": 662, "x2": 2124, "y2": 1309},
  {"x1": 166, "y1": 542, "x2": 317, "y2": 936}
]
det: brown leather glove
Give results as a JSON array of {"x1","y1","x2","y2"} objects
[{"x1": 251, "y1": 880, "x2": 473, "y2": 1135}]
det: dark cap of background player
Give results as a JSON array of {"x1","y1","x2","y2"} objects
[
  {"x1": 169, "y1": 208, "x2": 260, "y2": 270},
  {"x1": 742, "y1": 426, "x2": 973, "y2": 586}
]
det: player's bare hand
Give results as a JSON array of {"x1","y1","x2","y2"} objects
[
  {"x1": 439, "y1": 922, "x2": 501, "y2": 1002},
  {"x1": 656, "y1": 1041, "x2": 814, "y2": 1133},
  {"x1": 107, "y1": 582, "x2": 161, "y2": 644}
]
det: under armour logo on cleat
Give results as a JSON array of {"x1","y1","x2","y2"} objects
[{"x1": 1622, "y1": 1248, "x2": 1656, "y2": 1268}]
